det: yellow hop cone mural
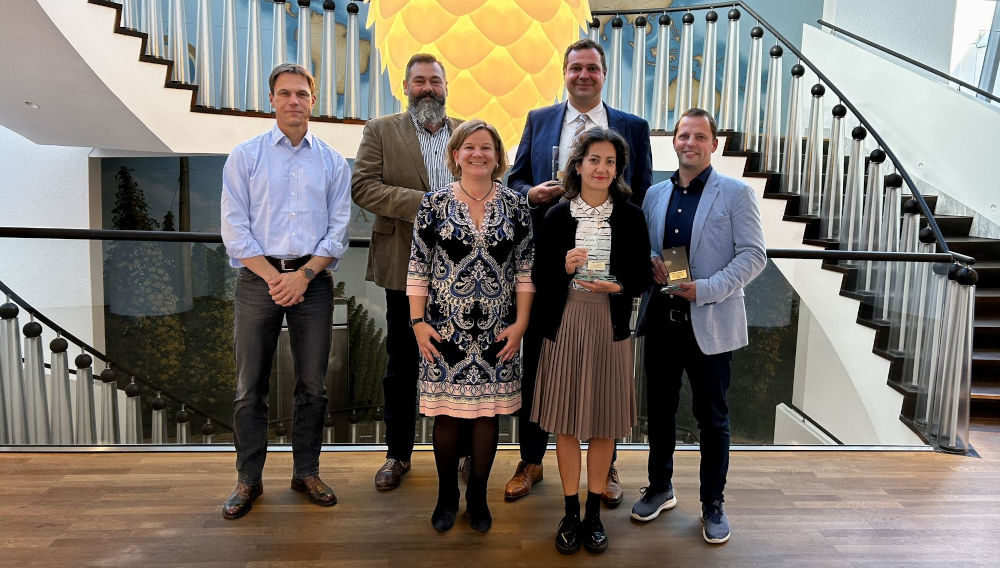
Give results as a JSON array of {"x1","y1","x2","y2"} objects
[{"x1": 368, "y1": 0, "x2": 592, "y2": 149}]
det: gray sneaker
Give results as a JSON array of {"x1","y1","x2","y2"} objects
[
  {"x1": 630, "y1": 485, "x2": 677, "y2": 522},
  {"x1": 701, "y1": 500, "x2": 730, "y2": 544}
]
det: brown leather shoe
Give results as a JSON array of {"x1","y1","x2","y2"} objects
[
  {"x1": 222, "y1": 481, "x2": 263, "y2": 519},
  {"x1": 601, "y1": 463, "x2": 623, "y2": 508},
  {"x1": 291, "y1": 475, "x2": 337, "y2": 506},
  {"x1": 374, "y1": 458, "x2": 411, "y2": 491},
  {"x1": 504, "y1": 461, "x2": 543, "y2": 501}
]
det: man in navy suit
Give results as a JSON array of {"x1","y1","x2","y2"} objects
[
  {"x1": 504, "y1": 38, "x2": 652, "y2": 506},
  {"x1": 631, "y1": 108, "x2": 766, "y2": 544}
]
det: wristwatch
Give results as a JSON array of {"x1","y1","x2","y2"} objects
[
  {"x1": 299, "y1": 267, "x2": 315, "y2": 280},
  {"x1": 408, "y1": 317, "x2": 425, "y2": 327}
]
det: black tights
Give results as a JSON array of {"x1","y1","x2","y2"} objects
[{"x1": 433, "y1": 415, "x2": 499, "y2": 514}]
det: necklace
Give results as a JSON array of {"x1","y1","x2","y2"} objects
[{"x1": 458, "y1": 180, "x2": 495, "y2": 202}]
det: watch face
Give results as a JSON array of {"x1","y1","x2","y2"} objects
[{"x1": 303, "y1": 268, "x2": 315, "y2": 279}]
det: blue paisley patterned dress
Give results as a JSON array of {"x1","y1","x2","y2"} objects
[{"x1": 406, "y1": 183, "x2": 534, "y2": 418}]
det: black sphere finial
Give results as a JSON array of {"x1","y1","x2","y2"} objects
[
  {"x1": 349, "y1": 410, "x2": 360, "y2": 424},
  {"x1": 176, "y1": 405, "x2": 190, "y2": 424},
  {"x1": 75, "y1": 353, "x2": 93, "y2": 369},
  {"x1": 276, "y1": 421, "x2": 287, "y2": 437},
  {"x1": 728, "y1": 8, "x2": 741, "y2": 20},
  {"x1": 811, "y1": 84, "x2": 825, "y2": 97},
  {"x1": 658, "y1": 14, "x2": 671, "y2": 26},
  {"x1": 791, "y1": 64, "x2": 805, "y2": 77},
  {"x1": 611, "y1": 16, "x2": 623, "y2": 28},
  {"x1": 125, "y1": 378, "x2": 141, "y2": 397},
  {"x1": 832, "y1": 104, "x2": 847, "y2": 118},
  {"x1": 932, "y1": 261, "x2": 950, "y2": 276},
  {"x1": 202, "y1": 419, "x2": 216, "y2": 436},
  {"x1": 956, "y1": 267, "x2": 979, "y2": 286},
  {"x1": 297, "y1": 0, "x2": 310, "y2": 7},
  {"x1": 152, "y1": 392, "x2": 167, "y2": 411},
  {"x1": 591, "y1": 17, "x2": 601, "y2": 29},
  {"x1": 869, "y1": 148, "x2": 886, "y2": 163},
  {"x1": 769, "y1": 45, "x2": 783, "y2": 57},
  {"x1": 325, "y1": 413, "x2": 335, "y2": 428},
  {"x1": 750, "y1": 26, "x2": 764, "y2": 39},
  {"x1": 851, "y1": 125, "x2": 867, "y2": 140},
  {"x1": 948, "y1": 263, "x2": 961, "y2": 280},
  {"x1": 100, "y1": 368, "x2": 117, "y2": 383},
  {"x1": 23, "y1": 321, "x2": 42, "y2": 337},
  {"x1": 50, "y1": 337, "x2": 68, "y2": 353},
  {"x1": 682, "y1": 13, "x2": 695, "y2": 24},
  {"x1": 323, "y1": 0, "x2": 335, "y2": 10},
  {"x1": 884, "y1": 173, "x2": 903, "y2": 188},
  {"x1": 0, "y1": 302, "x2": 18, "y2": 319},
  {"x1": 635, "y1": 15, "x2": 647, "y2": 27},
  {"x1": 903, "y1": 198, "x2": 921, "y2": 215},
  {"x1": 919, "y1": 227, "x2": 937, "y2": 244},
  {"x1": 346, "y1": 2, "x2": 359, "y2": 15},
  {"x1": 706, "y1": 10, "x2": 718, "y2": 23}
]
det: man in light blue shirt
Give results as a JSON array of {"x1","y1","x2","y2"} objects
[{"x1": 220, "y1": 63, "x2": 351, "y2": 520}]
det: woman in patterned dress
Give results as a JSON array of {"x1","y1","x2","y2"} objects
[
  {"x1": 406, "y1": 119, "x2": 534, "y2": 533},
  {"x1": 530, "y1": 128, "x2": 651, "y2": 554}
]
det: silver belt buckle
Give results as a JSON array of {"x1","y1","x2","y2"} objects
[
  {"x1": 668, "y1": 309, "x2": 687, "y2": 323},
  {"x1": 279, "y1": 258, "x2": 296, "y2": 271}
]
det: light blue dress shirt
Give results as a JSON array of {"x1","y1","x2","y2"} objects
[{"x1": 221, "y1": 125, "x2": 352, "y2": 271}]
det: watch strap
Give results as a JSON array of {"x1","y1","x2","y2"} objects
[{"x1": 408, "y1": 317, "x2": 425, "y2": 327}]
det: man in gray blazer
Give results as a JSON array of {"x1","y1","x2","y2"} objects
[
  {"x1": 631, "y1": 108, "x2": 766, "y2": 544},
  {"x1": 352, "y1": 53, "x2": 462, "y2": 491}
]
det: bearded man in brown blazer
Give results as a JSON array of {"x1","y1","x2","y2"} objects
[{"x1": 352, "y1": 53, "x2": 462, "y2": 491}]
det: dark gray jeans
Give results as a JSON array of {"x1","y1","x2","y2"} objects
[{"x1": 233, "y1": 268, "x2": 333, "y2": 484}]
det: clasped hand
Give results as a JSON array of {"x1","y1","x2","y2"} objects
[{"x1": 267, "y1": 271, "x2": 307, "y2": 306}]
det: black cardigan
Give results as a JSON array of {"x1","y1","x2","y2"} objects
[{"x1": 533, "y1": 197, "x2": 652, "y2": 342}]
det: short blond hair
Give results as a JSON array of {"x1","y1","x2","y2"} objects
[{"x1": 445, "y1": 119, "x2": 508, "y2": 180}]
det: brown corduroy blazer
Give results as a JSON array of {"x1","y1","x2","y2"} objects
[{"x1": 351, "y1": 111, "x2": 462, "y2": 290}]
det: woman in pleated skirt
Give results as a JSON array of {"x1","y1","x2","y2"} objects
[{"x1": 530, "y1": 128, "x2": 652, "y2": 554}]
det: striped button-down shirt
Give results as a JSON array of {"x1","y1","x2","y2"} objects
[{"x1": 411, "y1": 114, "x2": 454, "y2": 190}]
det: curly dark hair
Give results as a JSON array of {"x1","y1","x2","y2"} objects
[{"x1": 562, "y1": 127, "x2": 632, "y2": 201}]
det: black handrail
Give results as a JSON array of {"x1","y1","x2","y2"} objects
[
  {"x1": 0, "y1": 225, "x2": 975, "y2": 264},
  {"x1": 0, "y1": 277, "x2": 233, "y2": 433},
  {"x1": 589, "y1": 2, "x2": 965, "y2": 264},
  {"x1": 818, "y1": 19, "x2": 1000, "y2": 104}
]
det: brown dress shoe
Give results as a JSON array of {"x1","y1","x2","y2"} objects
[
  {"x1": 291, "y1": 475, "x2": 337, "y2": 506},
  {"x1": 504, "y1": 461, "x2": 543, "y2": 501},
  {"x1": 222, "y1": 481, "x2": 263, "y2": 519},
  {"x1": 374, "y1": 458, "x2": 411, "y2": 491},
  {"x1": 601, "y1": 463, "x2": 623, "y2": 508}
]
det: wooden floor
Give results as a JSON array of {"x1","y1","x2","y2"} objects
[{"x1": 3, "y1": 430, "x2": 1000, "y2": 568}]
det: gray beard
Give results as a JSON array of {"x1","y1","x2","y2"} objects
[{"x1": 409, "y1": 95, "x2": 447, "y2": 127}]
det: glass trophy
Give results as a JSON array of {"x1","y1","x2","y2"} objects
[
  {"x1": 551, "y1": 146, "x2": 565, "y2": 182},
  {"x1": 575, "y1": 233, "x2": 616, "y2": 282},
  {"x1": 659, "y1": 246, "x2": 691, "y2": 293}
]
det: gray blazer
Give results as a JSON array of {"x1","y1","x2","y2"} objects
[
  {"x1": 351, "y1": 111, "x2": 462, "y2": 291},
  {"x1": 636, "y1": 169, "x2": 767, "y2": 355}
]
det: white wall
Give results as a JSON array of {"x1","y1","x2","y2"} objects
[
  {"x1": 822, "y1": 0, "x2": 957, "y2": 71},
  {"x1": 0, "y1": 126, "x2": 102, "y2": 351}
]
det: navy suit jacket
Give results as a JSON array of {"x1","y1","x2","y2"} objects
[{"x1": 507, "y1": 102, "x2": 653, "y2": 235}]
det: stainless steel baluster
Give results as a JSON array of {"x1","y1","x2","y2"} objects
[
  {"x1": 125, "y1": 378, "x2": 143, "y2": 444},
  {"x1": 98, "y1": 367, "x2": 118, "y2": 445},
  {"x1": 176, "y1": 404, "x2": 190, "y2": 444},
  {"x1": 220, "y1": 0, "x2": 239, "y2": 109},
  {"x1": 48, "y1": 337, "x2": 73, "y2": 444},
  {"x1": 780, "y1": 64, "x2": 803, "y2": 194},
  {"x1": 273, "y1": 0, "x2": 289, "y2": 67},
  {"x1": 318, "y1": 0, "x2": 338, "y2": 118},
  {"x1": 698, "y1": 10, "x2": 719, "y2": 116},
  {"x1": 344, "y1": 2, "x2": 361, "y2": 118},
  {"x1": 859, "y1": 149, "x2": 887, "y2": 292},
  {"x1": 719, "y1": 9, "x2": 741, "y2": 129},
  {"x1": 673, "y1": 13, "x2": 695, "y2": 124},
  {"x1": 801, "y1": 84, "x2": 826, "y2": 215},
  {"x1": 607, "y1": 16, "x2": 624, "y2": 109},
  {"x1": 22, "y1": 319, "x2": 49, "y2": 444},
  {"x1": 840, "y1": 126, "x2": 868, "y2": 265},
  {"x1": 0, "y1": 301, "x2": 27, "y2": 444},
  {"x1": 168, "y1": 0, "x2": 191, "y2": 83},
  {"x1": 761, "y1": 45, "x2": 783, "y2": 172},
  {"x1": 820, "y1": 104, "x2": 847, "y2": 240},
  {"x1": 195, "y1": 0, "x2": 215, "y2": 107},
  {"x1": 74, "y1": 352, "x2": 97, "y2": 445},
  {"x1": 630, "y1": 16, "x2": 648, "y2": 119},
  {"x1": 740, "y1": 27, "x2": 764, "y2": 151},
  {"x1": 650, "y1": 14, "x2": 671, "y2": 131},
  {"x1": 245, "y1": 0, "x2": 266, "y2": 112},
  {"x1": 151, "y1": 391, "x2": 167, "y2": 444},
  {"x1": 144, "y1": 0, "x2": 165, "y2": 58}
]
